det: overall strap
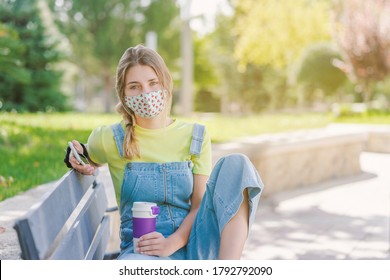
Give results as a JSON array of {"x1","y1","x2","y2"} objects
[
  {"x1": 111, "y1": 122, "x2": 125, "y2": 158},
  {"x1": 190, "y1": 123, "x2": 205, "y2": 157}
]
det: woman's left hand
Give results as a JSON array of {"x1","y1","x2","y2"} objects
[{"x1": 137, "y1": 232, "x2": 174, "y2": 257}]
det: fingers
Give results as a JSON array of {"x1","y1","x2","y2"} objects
[
  {"x1": 137, "y1": 232, "x2": 165, "y2": 256},
  {"x1": 70, "y1": 161, "x2": 95, "y2": 175},
  {"x1": 68, "y1": 140, "x2": 95, "y2": 175},
  {"x1": 140, "y1": 232, "x2": 161, "y2": 240},
  {"x1": 69, "y1": 152, "x2": 95, "y2": 175},
  {"x1": 71, "y1": 140, "x2": 83, "y2": 154}
]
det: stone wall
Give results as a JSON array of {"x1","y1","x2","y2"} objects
[
  {"x1": 367, "y1": 131, "x2": 390, "y2": 153},
  {"x1": 212, "y1": 124, "x2": 390, "y2": 196}
]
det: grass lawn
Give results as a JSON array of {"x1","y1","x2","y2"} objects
[
  {"x1": 0, "y1": 111, "x2": 388, "y2": 201},
  {"x1": 0, "y1": 112, "x2": 120, "y2": 201}
]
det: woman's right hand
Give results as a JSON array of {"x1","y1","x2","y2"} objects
[{"x1": 68, "y1": 140, "x2": 96, "y2": 175}]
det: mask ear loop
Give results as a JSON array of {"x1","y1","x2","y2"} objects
[{"x1": 162, "y1": 89, "x2": 172, "y2": 117}]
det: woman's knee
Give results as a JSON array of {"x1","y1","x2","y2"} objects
[
  {"x1": 213, "y1": 154, "x2": 253, "y2": 176},
  {"x1": 220, "y1": 153, "x2": 251, "y2": 167}
]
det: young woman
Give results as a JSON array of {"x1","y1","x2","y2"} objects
[{"x1": 66, "y1": 45, "x2": 264, "y2": 260}]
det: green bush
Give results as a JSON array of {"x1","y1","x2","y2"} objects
[{"x1": 292, "y1": 42, "x2": 347, "y2": 100}]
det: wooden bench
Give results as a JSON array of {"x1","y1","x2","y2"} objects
[{"x1": 13, "y1": 169, "x2": 119, "y2": 260}]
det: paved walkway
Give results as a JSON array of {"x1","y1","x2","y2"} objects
[
  {"x1": 242, "y1": 152, "x2": 390, "y2": 260},
  {"x1": 1, "y1": 152, "x2": 389, "y2": 260}
]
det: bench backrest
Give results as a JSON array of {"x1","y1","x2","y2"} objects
[{"x1": 14, "y1": 170, "x2": 110, "y2": 260}]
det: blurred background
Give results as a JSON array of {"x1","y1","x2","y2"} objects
[{"x1": 1, "y1": 0, "x2": 389, "y2": 115}]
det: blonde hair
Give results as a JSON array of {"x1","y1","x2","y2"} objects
[{"x1": 115, "y1": 45, "x2": 173, "y2": 159}]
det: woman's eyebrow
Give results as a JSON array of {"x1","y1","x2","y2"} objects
[
  {"x1": 126, "y1": 77, "x2": 158, "y2": 85},
  {"x1": 126, "y1": 81, "x2": 139, "y2": 85}
]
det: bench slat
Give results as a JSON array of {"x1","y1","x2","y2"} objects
[
  {"x1": 14, "y1": 169, "x2": 112, "y2": 260},
  {"x1": 85, "y1": 215, "x2": 110, "y2": 260},
  {"x1": 14, "y1": 218, "x2": 39, "y2": 260},
  {"x1": 49, "y1": 182, "x2": 108, "y2": 259}
]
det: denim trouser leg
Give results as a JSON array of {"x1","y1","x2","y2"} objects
[{"x1": 186, "y1": 153, "x2": 264, "y2": 259}]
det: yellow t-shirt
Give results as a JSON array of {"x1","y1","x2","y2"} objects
[{"x1": 87, "y1": 119, "x2": 212, "y2": 204}]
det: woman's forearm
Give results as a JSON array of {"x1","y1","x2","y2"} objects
[{"x1": 166, "y1": 206, "x2": 199, "y2": 254}]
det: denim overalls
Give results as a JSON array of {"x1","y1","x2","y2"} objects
[{"x1": 112, "y1": 123, "x2": 264, "y2": 260}]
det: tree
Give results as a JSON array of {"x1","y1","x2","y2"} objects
[
  {"x1": 205, "y1": 0, "x2": 334, "y2": 112},
  {"x1": 234, "y1": 0, "x2": 332, "y2": 69},
  {"x1": 0, "y1": 23, "x2": 30, "y2": 84},
  {"x1": 332, "y1": 0, "x2": 390, "y2": 102},
  {"x1": 48, "y1": 0, "x2": 180, "y2": 112},
  {"x1": 0, "y1": 0, "x2": 66, "y2": 112},
  {"x1": 292, "y1": 42, "x2": 347, "y2": 104},
  {"x1": 193, "y1": 35, "x2": 220, "y2": 112},
  {"x1": 206, "y1": 12, "x2": 287, "y2": 113}
]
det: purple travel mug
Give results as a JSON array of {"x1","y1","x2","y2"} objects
[{"x1": 132, "y1": 202, "x2": 159, "y2": 253}]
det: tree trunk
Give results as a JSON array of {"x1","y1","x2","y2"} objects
[{"x1": 103, "y1": 69, "x2": 115, "y2": 113}]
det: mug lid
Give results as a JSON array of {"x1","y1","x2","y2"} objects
[{"x1": 132, "y1": 202, "x2": 159, "y2": 216}]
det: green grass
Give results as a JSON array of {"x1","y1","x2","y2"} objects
[
  {"x1": 1, "y1": 111, "x2": 389, "y2": 201},
  {"x1": 189, "y1": 113, "x2": 332, "y2": 143},
  {"x1": 0, "y1": 112, "x2": 119, "y2": 201},
  {"x1": 332, "y1": 112, "x2": 390, "y2": 125}
]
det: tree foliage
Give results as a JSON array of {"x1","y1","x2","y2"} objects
[
  {"x1": 203, "y1": 12, "x2": 288, "y2": 113},
  {"x1": 332, "y1": 0, "x2": 390, "y2": 102},
  {"x1": 48, "y1": 0, "x2": 180, "y2": 112},
  {"x1": 192, "y1": 35, "x2": 220, "y2": 112},
  {"x1": 234, "y1": 0, "x2": 332, "y2": 68},
  {"x1": 293, "y1": 42, "x2": 347, "y2": 96},
  {"x1": 0, "y1": 0, "x2": 66, "y2": 112},
  {"x1": 0, "y1": 23, "x2": 29, "y2": 84}
]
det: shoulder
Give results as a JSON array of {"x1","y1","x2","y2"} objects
[
  {"x1": 174, "y1": 119, "x2": 207, "y2": 132},
  {"x1": 88, "y1": 121, "x2": 125, "y2": 149},
  {"x1": 90, "y1": 123, "x2": 116, "y2": 140},
  {"x1": 174, "y1": 120, "x2": 210, "y2": 149}
]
